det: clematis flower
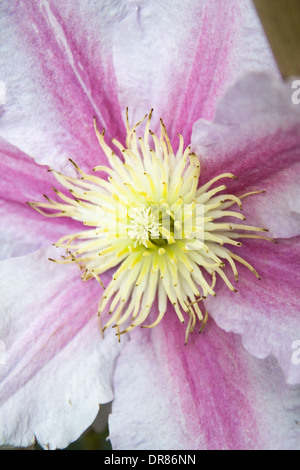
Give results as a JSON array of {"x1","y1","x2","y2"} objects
[{"x1": 0, "y1": 0, "x2": 300, "y2": 451}]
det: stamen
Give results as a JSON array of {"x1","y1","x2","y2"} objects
[{"x1": 28, "y1": 110, "x2": 271, "y2": 343}]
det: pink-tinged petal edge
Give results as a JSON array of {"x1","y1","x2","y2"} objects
[
  {"x1": 109, "y1": 317, "x2": 300, "y2": 450},
  {"x1": 0, "y1": 247, "x2": 125, "y2": 449}
]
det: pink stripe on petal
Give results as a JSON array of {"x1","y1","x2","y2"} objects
[
  {"x1": 192, "y1": 72, "x2": 300, "y2": 238},
  {"x1": 0, "y1": 0, "x2": 125, "y2": 172},
  {"x1": 239, "y1": 162, "x2": 300, "y2": 238},
  {"x1": 204, "y1": 236, "x2": 300, "y2": 385},
  {"x1": 0, "y1": 138, "x2": 79, "y2": 259},
  {"x1": 192, "y1": 73, "x2": 300, "y2": 192},
  {"x1": 109, "y1": 316, "x2": 300, "y2": 450},
  {"x1": 114, "y1": 0, "x2": 277, "y2": 147},
  {"x1": 0, "y1": 247, "x2": 124, "y2": 449}
]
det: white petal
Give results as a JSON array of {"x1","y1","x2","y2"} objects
[
  {"x1": 0, "y1": 0, "x2": 127, "y2": 172},
  {"x1": 109, "y1": 320, "x2": 300, "y2": 450},
  {"x1": 0, "y1": 246, "x2": 126, "y2": 449},
  {"x1": 113, "y1": 0, "x2": 278, "y2": 144}
]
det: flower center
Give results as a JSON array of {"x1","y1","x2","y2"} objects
[
  {"x1": 28, "y1": 109, "x2": 273, "y2": 343},
  {"x1": 128, "y1": 207, "x2": 160, "y2": 247}
]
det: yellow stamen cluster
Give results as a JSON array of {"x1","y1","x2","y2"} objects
[{"x1": 29, "y1": 110, "x2": 273, "y2": 343}]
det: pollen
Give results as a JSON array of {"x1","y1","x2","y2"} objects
[{"x1": 28, "y1": 109, "x2": 274, "y2": 343}]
